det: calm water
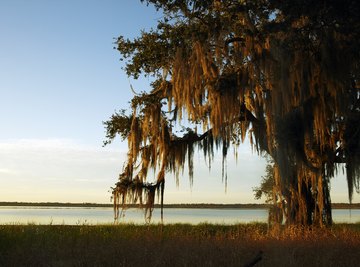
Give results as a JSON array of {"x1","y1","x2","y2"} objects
[{"x1": 0, "y1": 206, "x2": 359, "y2": 225}]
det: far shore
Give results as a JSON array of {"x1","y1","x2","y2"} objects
[{"x1": 0, "y1": 201, "x2": 359, "y2": 209}]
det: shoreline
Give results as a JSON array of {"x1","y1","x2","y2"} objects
[{"x1": 0, "y1": 201, "x2": 359, "y2": 209}]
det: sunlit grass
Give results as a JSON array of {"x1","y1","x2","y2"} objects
[{"x1": 0, "y1": 223, "x2": 359, "y2": 266}]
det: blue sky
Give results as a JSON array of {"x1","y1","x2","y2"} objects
[{"x1": 0, "y1": 0, "x2": 358, "y2": 204}]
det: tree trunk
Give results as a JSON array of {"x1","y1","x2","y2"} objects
[
  {"x1": 273, "y1": 164, "x2": 332, "y2": 226},
  {"x1": 282, "y1": 177, "x2": 332, "y2": 226}
]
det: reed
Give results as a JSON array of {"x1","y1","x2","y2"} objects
[{"x1": 0, "y1": 223, "x2": 359, "y2": 266}]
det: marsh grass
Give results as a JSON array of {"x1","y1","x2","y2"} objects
[{"x1": 0, "y1": 223, "x2": 359, "y2": 266}]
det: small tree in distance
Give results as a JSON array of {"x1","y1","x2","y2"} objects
[
  {"x1": 253, "y1": 157, "x2": 275, "y2": 204},
  {"x1": 253, "y1": 157, "x2": 284, "y2": 225},
  {"x1": 105, "y1": 0, "x2": 360, "y2": 226}
]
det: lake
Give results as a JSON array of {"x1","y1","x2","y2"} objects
[{"x1": 0, "y1": 206, "x2": 359, "y2": 225}]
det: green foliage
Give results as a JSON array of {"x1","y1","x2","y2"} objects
[
  {"x1": 103, "y1": 109, "x2": 132, "y2": 145},
  {"x1": 253, "y1": 156, "x2": 275, "y2": 203}
]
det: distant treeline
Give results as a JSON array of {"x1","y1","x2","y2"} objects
[
  {"x1": 0, "y1": 202, "x2": 112, "y2": 208},
  {"x1": 0, "y1": 202, "x2": 359, "y2": 209},
  {"x1": 0, "y1": 202, "x2": 268, "y2": 209}
]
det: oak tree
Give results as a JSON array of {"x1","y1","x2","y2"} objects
[{"x1": 105, "y1": 0, "x2": 360, "y2": 226}]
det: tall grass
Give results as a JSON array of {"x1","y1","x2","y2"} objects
[{"x1": 0, "y1": 223, "x2": 359, "y2": 266}]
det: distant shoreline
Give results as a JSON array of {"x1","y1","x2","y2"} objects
[{"x1": 0, "y1": 201, "x2": 359, "y2": 209}]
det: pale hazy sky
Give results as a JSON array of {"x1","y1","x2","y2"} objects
[{"x1": 0, "y1": 0, "x2": 358, "y2": 204}]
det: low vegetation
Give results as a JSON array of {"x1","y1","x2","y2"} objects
[{"x1": 0, "y1": 223, "x2": 359, "y2": 266}]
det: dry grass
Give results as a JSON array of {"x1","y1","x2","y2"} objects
[{"x1": 0, "y1": 223, "x2": 359, "y2": 266}]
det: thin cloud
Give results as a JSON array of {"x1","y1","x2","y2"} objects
[
  {"x1": 0, "y1": 138, "x2": 126, "y2": 203},
  {"x1": 0, "y1": 168, "x2": 18, "y2": 175}
]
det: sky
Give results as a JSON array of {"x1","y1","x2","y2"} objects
[{"x1": 0, "y1": 0, "x2": 358, "y2": 204}]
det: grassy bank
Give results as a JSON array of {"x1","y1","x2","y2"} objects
[{"x1": 0, "y1": 223, "x2": 359, "y2": 266}]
